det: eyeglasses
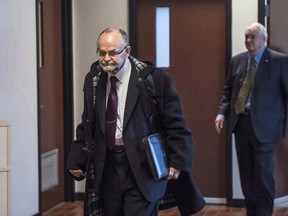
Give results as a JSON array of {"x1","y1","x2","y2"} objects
[{"x1": 97, "y1": 45, "x2": 128, "y2": 58}]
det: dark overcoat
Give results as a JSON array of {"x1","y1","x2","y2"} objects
[{"x1": 67, "y1": 56, "x2": 205, "y2": 215}]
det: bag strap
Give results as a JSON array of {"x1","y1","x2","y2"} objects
[{"x1": 137, "y1": 73, "x2": 162, "y2": 134}]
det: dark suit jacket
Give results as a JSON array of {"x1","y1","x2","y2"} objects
[
  {"x1": 218, "y1": 48, "x2": 288, "y2": 143},
  {"x1": 67, "y1": 56, "x2": 205, "y2": 214}
]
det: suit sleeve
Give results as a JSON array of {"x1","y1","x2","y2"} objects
[
  {"x1": 155, "y1": 70, "x2": 194, "y2": 173},
  {"x1": 66, "y1": 75, "x2": 91, "y2": 180},
  {"x1": 280, "y1": 55, "x2": 288, "y2": 101},
  {"x1": 217, "y1": 59, "x2": 237, "y2": 117}
]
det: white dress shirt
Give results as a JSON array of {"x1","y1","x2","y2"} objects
[{"x1": 106, "y1": 59, "x2": 131, "y2": 145}]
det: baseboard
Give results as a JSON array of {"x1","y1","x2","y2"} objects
[{"x1": 204, "y1": 197, "x2": 227, "y2": 204}]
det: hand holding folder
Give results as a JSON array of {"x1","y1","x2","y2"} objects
[{"x1": 142, "y1": 133, "x2": 168, "y2": 179}]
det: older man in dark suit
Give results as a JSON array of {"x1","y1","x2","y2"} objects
[
  {"x1": 215, "y1": 23, "x2": 288, "y2": 216},
  {"x1": 67, "y1": 28, "x2": 205, "y2": 216}
]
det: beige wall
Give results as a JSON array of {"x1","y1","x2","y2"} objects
[
  {"x1": 0, "y1": 0, "x2": 38, "y2": 215},
  {"x1": 232, "y1": 0, "x2": 258, "y2": 55}
]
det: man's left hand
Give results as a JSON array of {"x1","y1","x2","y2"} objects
[{"x1": 167, "y1": 167, "x2": 181, "y2": 180}]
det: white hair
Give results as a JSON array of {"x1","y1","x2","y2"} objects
[{"x1": 247, "y1": 22, "x2": 268, "y2": 39}]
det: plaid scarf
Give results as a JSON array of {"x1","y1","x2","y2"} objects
[{"x1": 84, "y1": 158, "x2": 104, "y2": 215}]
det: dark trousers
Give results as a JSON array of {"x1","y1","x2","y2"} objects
[
  {"x1": 234, "y1": 114, "x2": 276, "y2": 216},
  {"x1": 100, "y1": 148, "x2": 158, "y2": 216}
]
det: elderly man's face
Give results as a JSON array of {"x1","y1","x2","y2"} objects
[
  {"x1": 97, "y1": 31, "x2": 130, "y2": 74},
  {"x1": 245, "y1": 27, "x2": 266, "y2": 55}
]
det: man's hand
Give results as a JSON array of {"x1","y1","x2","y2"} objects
[
  {"x1": 167, "y1": 167, "x2": 181, "y2": 180},
  {"x1": 215, "y1": 116, "x2": 225, "y2": 134},
  {"x1": 69, "y1": 169, "x2": 85, "y2": 178}
]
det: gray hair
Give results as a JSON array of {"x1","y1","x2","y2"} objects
[
  {"x1": 248, "y1": 23, "x2": 268, "y2": 39},
  {"x1": 97, "y1": 27, "x2": 129, "y2": 48}
]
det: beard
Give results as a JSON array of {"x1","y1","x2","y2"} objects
[
  {"x1": 100, "y1": 58, "x2": 126, "y2": 75},
  {"x1": 100, "y1": 61, "x2": 117, "y2": 74}
]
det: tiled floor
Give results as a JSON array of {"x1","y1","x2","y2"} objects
[{"x1": 43, "y1": 201, "x2": 288, "y2": 216}]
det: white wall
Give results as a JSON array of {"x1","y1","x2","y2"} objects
[
  {"x1": 232, "y1": 0, "x2": 258, "y2": 55},
  {"x1": 0, "y1": 0, "x2": 39, "y2": 215}
]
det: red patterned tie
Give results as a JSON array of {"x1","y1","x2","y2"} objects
[{"x1": 106, "y1": 76, "x2": 118, "y2": 149}]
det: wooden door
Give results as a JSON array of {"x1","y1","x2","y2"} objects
[
  {"x1": 132, "y1": 0, "x2": 227, "y2": 198},
  {"x1": 37, "y1": 0, "x2": 65, "y2": 212},
  {"x1": 267, "y1": 0, "x2": 288, "y2": 200}
]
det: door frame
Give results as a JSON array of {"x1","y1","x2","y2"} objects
[
  {"x1": 61, "y1": 0, "x2": 75, "y2": 203},
  {"x1": 36, "y1": 0, "x2": 75, "y2": 211}
]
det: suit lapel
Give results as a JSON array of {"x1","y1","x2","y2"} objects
[
  {"x1": 254, "y1": 48, "x2": 270, "y2": 87},
  {"x1": 123, "y1": 65, "x2": 140, "y2": 132},
  {"x1": 96, "y1": 72, "x2": 108, "y2": 134},
  {"x1": 235, "y1": 54, "x2": 249, "y2": 92}
]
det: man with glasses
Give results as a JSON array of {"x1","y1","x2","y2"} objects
[{"x1": 67, "y1": 28, "x2": 204, "y2": 215}]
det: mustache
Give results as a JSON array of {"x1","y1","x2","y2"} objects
[{"x1": 100, "y1": 60, "x2": 115, "y2": 66}]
